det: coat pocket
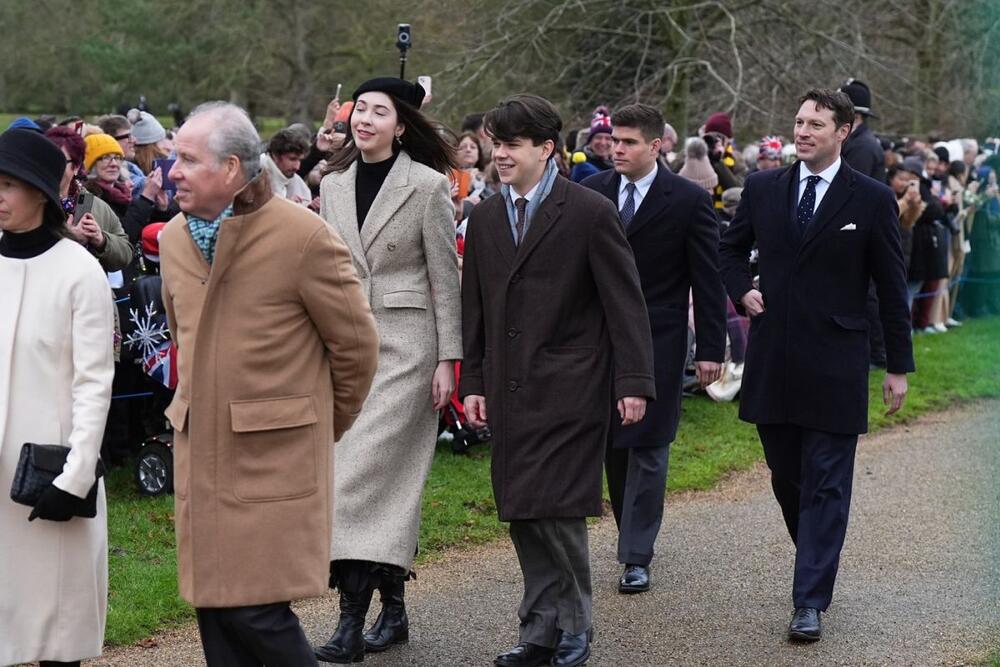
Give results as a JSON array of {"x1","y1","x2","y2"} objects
[
  {"x1": 831, "y1": 314, "x2": 869, "y2": 332},
  {"x1": 229, "y1": 395, "x2": 319, "y2": 502},
  {"x1": 164, "y1": 396, "x2": 189, "y2": 432},
  {"x1": 383, "y1": 290, "x2": 427, "y2": 310}
]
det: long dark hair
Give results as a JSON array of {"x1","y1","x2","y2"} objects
[{"x1": 326, "y1": 95, "x2": 459, "y2": 175}]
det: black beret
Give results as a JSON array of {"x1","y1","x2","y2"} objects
[{"x1": 352, "y1": 77, "x2": 425, "y2": 109}]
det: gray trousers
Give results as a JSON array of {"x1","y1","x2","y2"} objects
[
  {"x1": 508, "y1": 518, "x2": 593, "y2": 648},
  {"x1": 605, "y1": 444, "x2": 670, "y2": 566}
]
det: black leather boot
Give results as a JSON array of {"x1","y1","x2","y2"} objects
[
  {"x1": 364, "y1": 576, "x2": 409, "y2": 652},
  {"x1": 314, "y1": 585, "x2": 374, "y2": 663}
]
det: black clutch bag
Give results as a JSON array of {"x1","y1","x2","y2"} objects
[{"x1": 9, "y1": 443, "x2": 106, "y2": 518}]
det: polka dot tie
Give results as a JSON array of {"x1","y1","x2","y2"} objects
[
  {"x1": 620, "y1": 183, "x2": 637, "y2": 226},
  {"x1": 514, "y1": 197, "x2": 528, "y2": 245},
  {"x1": 798, "y1": 175, "x2": 822, "y2": 226}
]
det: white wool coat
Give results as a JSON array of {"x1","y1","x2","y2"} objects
[{"x1": 0, "y1": 238, "x2": 113, "y2": 664}]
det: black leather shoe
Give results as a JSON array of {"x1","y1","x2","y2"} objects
[
  {"x1": 787, "y1": 607, "x2": 821, "y2": 642},
  {"x1": 364, "y1": 577, "x2": 409, "y2": 652},
  {"x1": 618, "y1": 564, "x2": 650, "y2": 594},
  {"x1": 494, "y1": 642, "x2": 555, "y2": 667},
  {"x1": 314, "y1": 587, "x2": 375, "y2": 663},
  {"x1": 550, "y1": 630, "x2": 591, "y2": 666}
]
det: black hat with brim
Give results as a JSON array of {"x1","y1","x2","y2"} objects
[
  {"x1": 839, "y1": 78, "x2": 877, "y2": 119},
  {"x1": 0, "y1": 128, "x2": 66, "y2": 216},
  {"x1": 352, "y1": 77, "x2": 426, "y2": 109}
]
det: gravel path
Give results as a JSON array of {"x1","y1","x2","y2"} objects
[{"x1": 90, "y1": 401, "x2": 1000, "y2": 666}]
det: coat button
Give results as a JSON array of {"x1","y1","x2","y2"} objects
[
  {"x1": 507, "y1": 328, "x2": 518, "y2": 338},
  {"x1": 387, "y1": 242, "x2": 397, "y2": 251},
  {"x1": 507, "y1": 380, "x2": 518, "y2": 392},
  {"x1": 511, "y1": 273, "x2": 521, "y2": 283}
]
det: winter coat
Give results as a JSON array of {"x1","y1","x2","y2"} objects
[
  {"x1": 0, "y1": 239, "x2": 113, "y2": 664},
  {"x1": 460, "y1": 175, "x2": 656, "y2": 520},
  {"x1": 842, "y1": 122, "x2": 886, "y2": 183},
  {"x1": 88, "y1": 196, "x2": 134, "y2": 271},
  {"x1": 582, "y1": 164, "x2": 727, "y2": 447},
  {"x1": 908, "y1": 194, "x2": 950, "y2": 282},
  {"x1": 159, "y1": 175, "x2": 379, "y2": 607},
  {"x1": 720, "y1": 161, "x2": 915, "y2": 435},
  {"x1": 319, "y1": 151, "x2": 462, "y2": 570}
]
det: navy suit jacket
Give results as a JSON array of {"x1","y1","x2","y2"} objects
[
  {"x1": 583, "y1": 164, "x2": 727, "y2": 447},
  {"x1": 719, "y1": 161, "x2": 915, "y2": 435}
]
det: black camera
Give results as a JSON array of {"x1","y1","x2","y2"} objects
[
  {"x1": 332, "y1": 121, "x2": 348, "y2": 134},
  {"x1": 396, "y1": 24, "x2": 412, "y2": 51}
]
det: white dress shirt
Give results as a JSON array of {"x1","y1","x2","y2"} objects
[
  {"x1": 797, "y1": 157, "x2": 841, "y2": 215},
  {"x1": 617, "y1": 163, "x2": 659, "y2": 212},
  {"x1": 510, "y1": 181, "x2": 540, "y2": 205}
]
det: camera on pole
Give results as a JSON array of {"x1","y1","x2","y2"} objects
[{"x1": 397, "y1": 24, "x2": 412, "y2": 79}]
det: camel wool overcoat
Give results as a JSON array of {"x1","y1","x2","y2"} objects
[{"x1": 160, "y1": 177, "x2": 379, "y2": 607}]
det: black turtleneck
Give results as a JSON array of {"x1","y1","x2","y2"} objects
[
  {"x1": 0, "y1": 225, "x2": 60, "y2": 259},
  {"x1": 355, "y1": 152, "x2": 398, "y2": 231}
]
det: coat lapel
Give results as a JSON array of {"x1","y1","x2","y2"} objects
[
  {"x1": 484, "y1": 195, "x2": 517, "y2": 268},
  {"x1": 768, "y1": 164, "x2": 800, "y2": 244},
  {"x1": 626, "y1": 165, "x2": 672, "y2": 238},
  {"x1": 800, "y1": 161, "x2": 856, "y2": 250},
  {"x1": 511, "y1": 176, "x2": 567, "y2": 274},
  {"x1": 326, "y1": 164, "x2": 370, "y2": 276},
  {"x1": 360, "y1": 151, "x2": 415, "y2": 252}
]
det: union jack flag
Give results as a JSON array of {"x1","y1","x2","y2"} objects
[{"x1": 142, "y1": 340, "x2": 178, "y2": 390}]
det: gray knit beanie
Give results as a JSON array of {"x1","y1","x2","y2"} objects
[{"x1": 127, "y1": 108, "x2": 166, "y2": 146}]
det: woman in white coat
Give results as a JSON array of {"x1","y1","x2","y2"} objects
[
  {"x1": 0, "y1": 129, "x2": 114, "y2": 666},
  {"x1": 315, "y1": 78, "x2": 462, "y2": 663}
]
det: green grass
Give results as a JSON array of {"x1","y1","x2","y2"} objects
[
  {"x1": 103, "y1": 316, "x2": 1000, "y2": 645},
  {"x1": 104, "y1": 468, "x2": 188, "y2": 645}
]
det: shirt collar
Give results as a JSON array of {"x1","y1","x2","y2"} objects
[
  {"x1": 510, "y1": 180, "x2": 541, "y2": 203},
  {"x1": 619, "y1": 162, "x2": 659, "y2": 194},
  {"x1": 799, "y1": 157, "x2": 841, "y2": 185}
]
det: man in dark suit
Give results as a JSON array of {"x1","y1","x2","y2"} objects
[
  {"x1": 839, "y1": 78, "x2": 889, "y2": 369},
  {"x1": 719, "y1": 89, "x2": 914, "y2": 643},
  {"x1": 461, "y1": 94, "x2": 655, "y2": 667},
  {"x1": 581, "y1": 104, "x2": 727, "y2": 594}
]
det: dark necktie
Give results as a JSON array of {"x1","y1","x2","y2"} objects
[
  {"x1": 620, "y1": 182, "x2": 637, "y2": 226},
  {"x1": 797, "y1": 175, "x2": 823, "y2": 226},
  {"x1": 514, "y1": 197, "x2": 528, "y2": 245}
]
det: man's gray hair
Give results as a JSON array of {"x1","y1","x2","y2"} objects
[
  {"x1": 186, "y1": 101, "x2": 262, "y2": 182},
  {"x1": 662, "y1": 123, "x2": 678, "y2": 143}
]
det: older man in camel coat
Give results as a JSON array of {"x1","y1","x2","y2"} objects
[{"x1": 160, "y1": 102, "x2": 379, "y2": 665}]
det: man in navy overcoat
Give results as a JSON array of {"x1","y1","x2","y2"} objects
[
  {"x1": 719, "y1": 89, "x2": 914, "y2": 642},
  {"x1": 582, "y1": 103, "x2": 726, "y2": 595}
]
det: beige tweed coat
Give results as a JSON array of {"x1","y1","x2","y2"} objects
[{"x1": 320, "y1": 151, "x2": 462, "y2": 570}]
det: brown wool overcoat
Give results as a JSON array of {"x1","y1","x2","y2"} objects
[
  {"x1": 459, "y1": 175, "x2": 656, "y2": 521},
  {"x1": 160, "y1": 177, "x2": 379, "y2": 607}
]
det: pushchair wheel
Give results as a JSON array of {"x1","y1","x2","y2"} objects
[{"x1": 136, "y1": 439, "x2": 173, "y2": 496}]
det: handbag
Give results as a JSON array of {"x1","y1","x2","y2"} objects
[{"x1": 9, "y1": 443, "x2": 106, "y2": 518}]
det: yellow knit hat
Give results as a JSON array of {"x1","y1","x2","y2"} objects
[{"x1": 84, "y1": 133, "x2": 125, "y2": 171}]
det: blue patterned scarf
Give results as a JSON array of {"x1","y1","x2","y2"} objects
[{"x1": 187, "y1": 205, "x2": 233, "y2": 265}]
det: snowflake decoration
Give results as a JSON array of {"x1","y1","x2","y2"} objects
[{"x1": 123, "y1": 303, "x2": 170, "y2": 359}]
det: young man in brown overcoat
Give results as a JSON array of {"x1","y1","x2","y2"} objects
[
  {"x1": 159, "y1": 102, "x2": 379, "y2": 665},
  {"x1": 460, "y1": 95, "x2": 656, "y2": 667}
]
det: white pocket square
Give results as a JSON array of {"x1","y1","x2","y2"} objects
[{"x1": 839, "y1": 223, "x2": 857, "y2": 231}]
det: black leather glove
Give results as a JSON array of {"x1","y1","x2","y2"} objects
[{"x1": 28, "y1": 484, "x2": 81, "y2": 522}]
